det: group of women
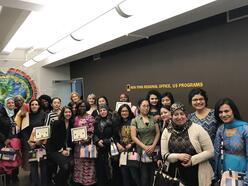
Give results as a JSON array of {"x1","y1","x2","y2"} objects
[{"x1": 0, "y1": 88, "x2": 247, "y2": 186}]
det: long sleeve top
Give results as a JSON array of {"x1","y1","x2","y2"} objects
[
  {"x1": 214, "y1": 120, "x2": 248, "y2": 185},
  {"x1": 161, "y1": 123, "x2": 214, "y2": 186},
  {"x1": 47, "y1": 119, "x2": 73, "y2": 153}
]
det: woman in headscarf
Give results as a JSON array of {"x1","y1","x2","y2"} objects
[
  {"x1": 0, "y1": 97, "x2": 20, "y2": 183},
  {"x1": 0, "y1": 97, "x2": 16, "y2": 148},
  {"x1": 93, "y1": 104, "x2": 118, "y2": 186},
  {"x1": 161, "y1": 102, "x2": 214, "y2": 186}
]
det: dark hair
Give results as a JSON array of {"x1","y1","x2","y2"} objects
[
  {"x1": 96, "y1": 96, "x2": 109, "y2": 108},
  {"x1": 146, "y1": 90, "x2": 161, "y2": 110},
  {"x1": 137, "y1": 99, "x2": 149, "y2": 108},
  {"x1": 51, "y1": 97, "x2": 61, "y2": 104},
  {"x1": 76, "y1": 100, "x2": 90, "y2": 115},
  {"x1": 29, "y1": 99, "x2": 41, "y2": 113},
  {"x1": 118, "y1": 104, "x2": 134, "y2": 123},
  {"x1": 214, "y1": 98, "x2": 241, "y2": 123},
  {"x1": 160, "y1": 105, "x2": 171, "y2": 113},
  {"x1": 38, "y1": 95, "x2": 52, "y2": 103},
  {"x1": 59, "y1": 106, "x2": 73, "y2": 121},
  {"x1": 38, "y1": 94, "x2": 52, "y2": 111},
  {"x1": 161, "y1": 92, "x2": 175, "y2": 106},
  {"x1": 119, "y1": 93, "x2": 130, "y2": 102},
  {"x1": 188, "y1": 88, "x2": 208, "y2": 106}
]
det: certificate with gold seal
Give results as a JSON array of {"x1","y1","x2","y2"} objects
[
  {"x1": 34, "y1": 126, "x2": 50, "y2": 141},
  {"x1": 71, "y1": 126, "x2": 87, "y2": 142}
]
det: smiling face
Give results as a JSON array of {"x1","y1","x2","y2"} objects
[
  {"x1": 160, "y1": 107, "x2": 171, "y2": 122},
  {"x1": 6, "y1": 99, "x2": 15, "y2": 110},
  {"x1": 191, "y1": 94, "x2": 206, "y2": 111},
  {"x1": 172, "y1": 109, "x2": 187, "y2": 125},
  {"x1": 149, "y1": 94, "x2": 158, "y2": 106},
  {"x1": 139, "y1": 100, "x2": 150, "y2": 116},
  {"x1": 120, "y1": 94, "x2": 128, "y2": 102},
  {"x1": 64, "y1": 108, "x2": 72, "y2": 120},
  {"x1": 40, "y1": 99, "x2": 49, "y2": 108},
  {"x1": 120, "y1": 106, "x2": 129, "y2": 120},
  {"x1": 161, "y1": 96, "x2": 171, "y2": 106},
  {"x1": 87, "y1": 95, "x2": 96, "y2": 106},
  {"x1": 71, "y1": 93, "x2": 80, "y2": 103},
  {"x1": 52, "y1": 98, "x2": 61, "y2": 111},
  {"x1": 14, "y1": 97, "x2": 24, "y2": 109},
  {"x1": 98, "y1": 98, "x2": 107, "y2": 107},
  {"x1": 30, "y1": 100, "x2": 40, "y2": 113},
  {"x1": 99, "y1": 108, "x2": 108, "y2": 118},
  {"x1": 78, "y1": 102, "x2": 87, "y2": 115},
  {"x1": 219, "y1": 104, "x2": 234, "y2": 123}
]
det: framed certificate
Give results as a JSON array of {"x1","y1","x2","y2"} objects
[
  {"x1": 71, "y1": 126, "x2": 87, "y2": 142},
  {"x1": 115, "y1": 102, "x2": 132, "y2": 111},
  {"x1": 34, "y1": 126, "x2": 50, "y2": 141}
]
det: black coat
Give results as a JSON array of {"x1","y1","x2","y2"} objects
[
  {"x1": 93, "y1": 113, "x2": 119, "y2": 153},
  {"x1": 0, "y1": 108, "x2": 14, "y2": 147},
  {"x1": 47, "y1": 119, "x2": 74, "y2": 153}
]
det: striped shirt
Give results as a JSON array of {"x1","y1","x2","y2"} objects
[{"x1": 45, "y1": 110, "x2": 60, "y2": 126}]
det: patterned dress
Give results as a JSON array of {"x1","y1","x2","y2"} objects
[
  {"x1": 188, "y1": 110, "x2": 217, "y2": 143},
  {"x1": 214, "y1": 120, "x2": 248, "y2": 184},
  {"x1": 73, "y1": 115, "x2": 96, "y2": 185}
]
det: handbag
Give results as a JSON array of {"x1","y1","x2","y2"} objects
[
  {"x1": 29, "y1": 147, "x2": 47, "y2": 162},
  {"x1": 141, "y1": 146, "x2": 160, "y2": 163},
  {"x1": 110, "y1": 139, "x2": 119, "y2": 157},
  {"x1": 119, "y1": 151, "x2": 128, "y2": 166},
  {"x1": 216, "y1": 130, "x2": 245, "y2": 186},
  {"x1": 220, "y1": 170, "x2": 245, "y2": 186},
  {"x1": 80, "y1": 141, "x2": 97, "y2": 158},
  {"x1": 0, "y1": 147, "x2": 17, "y2": 161},
  {"x1": 153, "y1": 153, "x2": 184, "y2": 186},
  {"x1": 127, "y1": 148, "x2": 140, "y2": 167}
]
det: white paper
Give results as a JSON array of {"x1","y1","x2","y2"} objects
[
  {"x1": 34, "y1": 126, "x2": 50, "y2": 141},
  {"x1": 71, "y1": 126, "x2": 88, "y2": 142},
  {"x1": 115, "y1": 102, "x2": 132, "y2": 111}
]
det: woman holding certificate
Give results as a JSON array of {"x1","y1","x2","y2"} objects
[
  {"x1": 73, "y1": 100, "x2": 96, "y2": 186},
  {"x1": 47, "y1": 106, "x2": 74, "y2": 186},
  {"x1": 26, "y1": 99, "x2": 47, "y2": 186}
]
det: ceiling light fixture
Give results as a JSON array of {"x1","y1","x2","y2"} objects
[{"x1": 19, "y1": 0, "x2": 216, "y2": 67}]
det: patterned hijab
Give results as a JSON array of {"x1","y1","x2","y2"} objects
[
  {"x1": 4, "y1": 97, "x2": 15, "y2": 118},
  {"x1": 169, "y1": 102, "x2": 192, "y2": 134}
]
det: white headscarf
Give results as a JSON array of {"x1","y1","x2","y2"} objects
[{"x1": 4, "y1": 97, "x2": 15, "y2": 118}]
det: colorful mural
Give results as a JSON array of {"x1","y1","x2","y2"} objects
[{"x1": 0, "y1": 68, "x2": 37, "y2": 104}]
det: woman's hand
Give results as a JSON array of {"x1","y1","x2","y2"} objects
[
  {"x1": 125, "y1": 144, "x2": 132, "y2": 150},
  {"x1": 117, "y1": 143, "x2": 125, "y2": 152},
  {"x1": 178, "y1": 153, "x2": 191, "y2": 162},
  {"x1": 144, "y1": 145, "x2": 155, "y2": 154},
  {"x1": 98, "y1": 139, "x2": 104, "y2": 147},
  {"x1": 153, "y1": 115, "x2": 161, "y2": 122},
  {"x1": 4, "y1": 139, "x2": 10, "y2": 146},
  {"x1": 61, "y1": 150, "x2": 70, "y2": 156},
  {"x1": 157, "y1": 160, "x2": 163, "y2": 168},
  {"x1": 29, "y1": 142, "x2": 36, "y2": 149},
  {"x1": 181, "y1": 159, "x2": 192, "y2": 167}
]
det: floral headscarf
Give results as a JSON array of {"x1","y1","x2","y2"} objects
[{"x1": 169, "y1": 102, "x2": 192, "y2": 134}]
